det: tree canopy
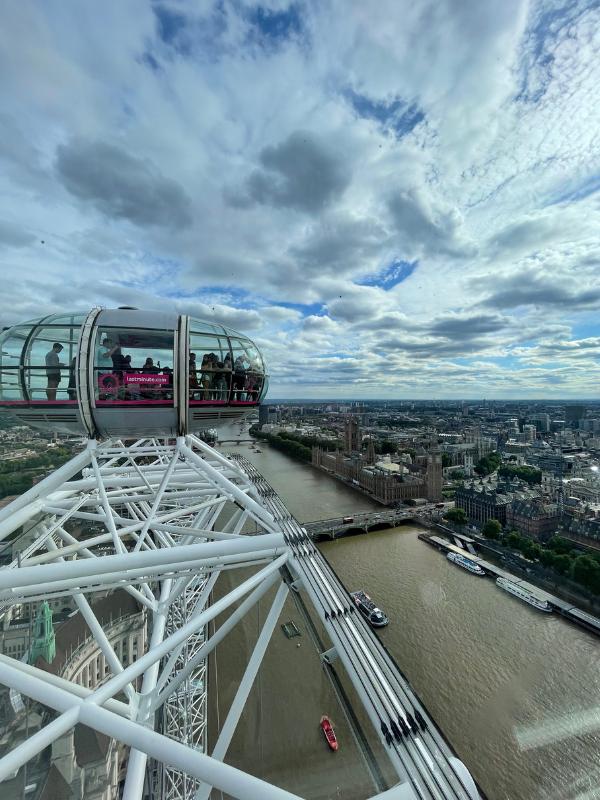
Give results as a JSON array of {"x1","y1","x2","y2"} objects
[
  {"x1": 474, "y1": 451, "x2": 502, "y2": 476},
  {"x1": 482, "y1": 519, "x2": 502, "y2": 539},
  {"x1": 498, "y1": 465, "x2": 542, "y2": 485},
  {"x1": 444, "y1": 507, "x2": 467, "y2": 525}
]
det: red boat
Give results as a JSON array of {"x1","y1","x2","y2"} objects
[{"x1": 320, "y1": 715, "x2": 338, "y2": 751}]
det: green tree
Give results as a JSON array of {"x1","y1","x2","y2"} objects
[
  {"x1": 441, "y1": 453, "x2": 452, "y2": 468},
  {"x1": 506, "y1": 531, "x2": 522, "y2": 549},
  {"x1": 374, "y1": 440, "x2": 397, "y2": 455},
  {"x1": 547, "y1": 536, "x2": 573, "y2": 555},
  {"x1": 529, "y1": 543, "x2": 544, "y2": 561},
  {"x1": 482, "y1": 519, "x2": 502, "y2": 539},
  {"x1": 538, "y1": 548, "x2": 555, "y2": 568},
  {"x1": 520, "y1": 539, "x2": 537, "y2": 560},
  {"x1": 498, "y1": 465, "x2": 542, "y2": 485},
  {"x1": 552, "y1": 554, "x2": 572, "y2": 575},
  {"x1": 571, "y1": 555, "x2": 600, "y2": 593},
  {"x1": 474, "y1": 451, "x2": 502, "y2": 476},
  {"x1": 444, "y1": 508, "x2": 467, "y2": 525}
]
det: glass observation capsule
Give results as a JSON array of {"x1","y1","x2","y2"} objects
[{"x1": 0, "y1": 308, "x2": 268, "y2": 437}]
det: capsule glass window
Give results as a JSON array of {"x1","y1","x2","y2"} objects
[
  {"x1": 229, "y1": 338, "x2": 264, "y2": 404},
  {"x1": 93, "y1": 327, "x2": 175, "y2": 406},
  {"x1": 23, "y1": 325, "x2": 81, "y2": 402},
  {"x1": 0, "y1": 325, "x2": 30, "y2": 401},
  {"x1": 189, "y1": 333, "x2": 232, "y2": 404}
]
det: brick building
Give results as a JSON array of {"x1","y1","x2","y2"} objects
[{"x1": 505, "y1": 498, "x2": 559, "y2": 538}]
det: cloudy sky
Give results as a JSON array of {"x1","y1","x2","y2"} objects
[{"x1": 1, "y1": 0, "x2": 599, "y2": 399}]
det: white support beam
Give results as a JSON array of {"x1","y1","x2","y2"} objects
[
  {"x1": 0, "y1": 706, "x2": 80, "y2": 782},
  {"x1": 0, "y1": 659, "x2": 303, "y2": 800},
  {"x1": 0, "y1": 553, "x2": 278, "y2": 604},
  {"x1": 0, "y1": 654, "x2": 130, "y2": 717},
  {"x1": 0, "y1": 446, "x2": 93, "y2": 540},
  {"x1": 150, "y1": 570, "x2": 282, "y2": 714},
  {"x1": 0, "y1": 534, "x2": 286, "y2": 593},
  {"x1": 179, "y1": 442, "x2": 277, "y2": 532},
  {"x1": 57, "y1": 554, "x2": 288, "y2": 710},
  {"x1": 195, "y1": 582, "x2": 289, "y2": 800},
  {"x1": 123, "y1": 579, "x2": 173, "y2": 800},
  {"x1": 153, "y1": 570, "x2": 221, "y2": 697},
  {"x1": 133, "y1": 445, "x2": 183, "y2": 552},
  {"x1": 45, "y1": 536, "x2": 136, "y2": 704}
]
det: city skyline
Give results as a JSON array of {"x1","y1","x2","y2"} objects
[{"x1": 1, "y1": 0, "x2": 599, "y2": 399}]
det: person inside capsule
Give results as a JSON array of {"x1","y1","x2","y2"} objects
[{"x1": 45, "y1": 342, "x2": 64, "y2": 400}]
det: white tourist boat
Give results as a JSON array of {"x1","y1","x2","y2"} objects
[
  {"x1": 446, "y1": 551, "x2": 486, "y2": 575},
  {"x1": 496, "y1": 577, "x2": 552, "y2": 612}
]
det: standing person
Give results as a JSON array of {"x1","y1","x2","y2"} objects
[
  {"x1": 142, "y1": 357, "x2": 160, "y2": 373},
  {"x1": 45, "y1": 343, "x2": 64, "y2": 400},
  {"x1": 101, "y1": 338, "x2": 126, "y2": 379},
  {"x1": 140, "y1": 357, "x2": 160, "y2": 399},
  {"x1": 161, "y1": 366, "x2": 173, "y2": 400},
  {"x1": 189, "y1": 352, "x2": 199, "y2": 399},
  {"x1": 213, "y1": 361, "x2": 228, "y2": 401},
  {"x1": 233, "y1": 354, "x2": 248, "y2": 400},
  {"x1": 199, "y1": 354, "x2": 213, "y2": 400},
  {"x1": 67, "y1": 356, "x2": 77, "y2": 400},
  {"x1": 123, "y1": 355, "x2": 139, "y2": 399}
]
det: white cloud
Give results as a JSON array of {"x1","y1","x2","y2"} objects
[{"x1": 0, "y1": 0, "x2": 599, "y2": 397}]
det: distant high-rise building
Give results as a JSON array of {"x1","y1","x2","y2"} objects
[
  {"x1": 523, "y1": 424, "x2": 536, "y2": 443},
  {"x1": 565, "y1": 405, "x2": 585, "y2": 426},
  {"x1": 530, "y1": 413, "x2": 550, "y2": 433},
  {"x1": 344, "y1": 416, "x2": 361, "y2": 454},
  {"x1": 258, "y1": 404, "x2": 269, "y2": 427}
]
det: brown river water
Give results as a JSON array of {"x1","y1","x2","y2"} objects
[{"x1": 215, "y1": 424, "x2": 600, "y2": 800}]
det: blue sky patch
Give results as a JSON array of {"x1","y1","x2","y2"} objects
[
  {"x1": 274, "y1": 300, "x2": 325, "y2": 316},
  {"x1": 516, "y1": 0, "x2": 591, "y2": 103},
  {"x1": 546, "y1": 171, "x2": 600, "y2": 206},
  {"x1": 358, "y1": 260, "x2": 417, "y2": 290},
  {"x1": 346, "y1": 89, "x2": 425, "y2": 139},
  {"x1": 246, "y1": 3, "x2": 303, "y2": 46},
  {"x1": 154, "y1": 5, "x2": 188, "y2": 49}
]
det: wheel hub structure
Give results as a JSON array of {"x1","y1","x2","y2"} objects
[{"x1": 0, "y1": 436, "x2": 480, "y2": 800}]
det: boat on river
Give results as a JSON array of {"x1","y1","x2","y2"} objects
[
  {"x1": 496, "y1": 577, "x2": 552, "y2": 612},
  {"x1": 320, "y1": 716, "x2": 338, "y2": 751},
  {"x1": 446, "y1": 551, "x2": 486, "y2": 575},
  {"x1": 350, "y1": 590, "x2": 389, "y2": 627}
]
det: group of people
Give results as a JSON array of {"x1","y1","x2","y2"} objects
[
  {"x1": 43, "y1": 339, "x2": 262, "y2": 404},
  {"x1": 189, "y1": 352, "x2": 230, "y2": 401},
  {"x1": 99, "y1": 339, "x2": 173, "y2": 400},
  {"x1": 189, "y1": 351, "x2": 262, "y2": 402}
]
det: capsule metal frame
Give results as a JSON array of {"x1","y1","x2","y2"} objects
[{"x1": 0, "y1": 308, "x2": 268, "y2": 437}]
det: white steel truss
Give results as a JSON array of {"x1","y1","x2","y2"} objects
[
  {"x1": 0, "y1": 435, "x2": 480, "y2": 800},
  {"x1": 0, "y1": 435, "x2": 297, "y2": 800}
]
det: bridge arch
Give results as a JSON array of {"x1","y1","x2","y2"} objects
[
  {"x1": 366, "y1": 521, "x2": 393, "y2": 533},
  {"x1": 339, "y1": 525, "x2": 367, "y2": 537}
]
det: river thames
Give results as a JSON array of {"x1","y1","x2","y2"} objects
[{"x1": 212, "y1": 425, "x2": 600, "y2": 800}]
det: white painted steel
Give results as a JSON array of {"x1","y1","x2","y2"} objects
[
  {"x1": 0, "y1": 658, "x2": 302, "y2": 800},
  {"x1": 0, "y1": 436, "x2": 479, "y2": 800},
  {"x1": 196, "y1": 581, "x2": 289, "y2": 800}
]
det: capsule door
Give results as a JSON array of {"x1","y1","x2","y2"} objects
[{"x1": 89, "y1": 311, "x2": 179, "y2": 437}]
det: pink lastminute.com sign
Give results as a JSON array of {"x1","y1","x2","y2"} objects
[{"x1": 125, "y1": 373, "x2": 169, "y2": 385}]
